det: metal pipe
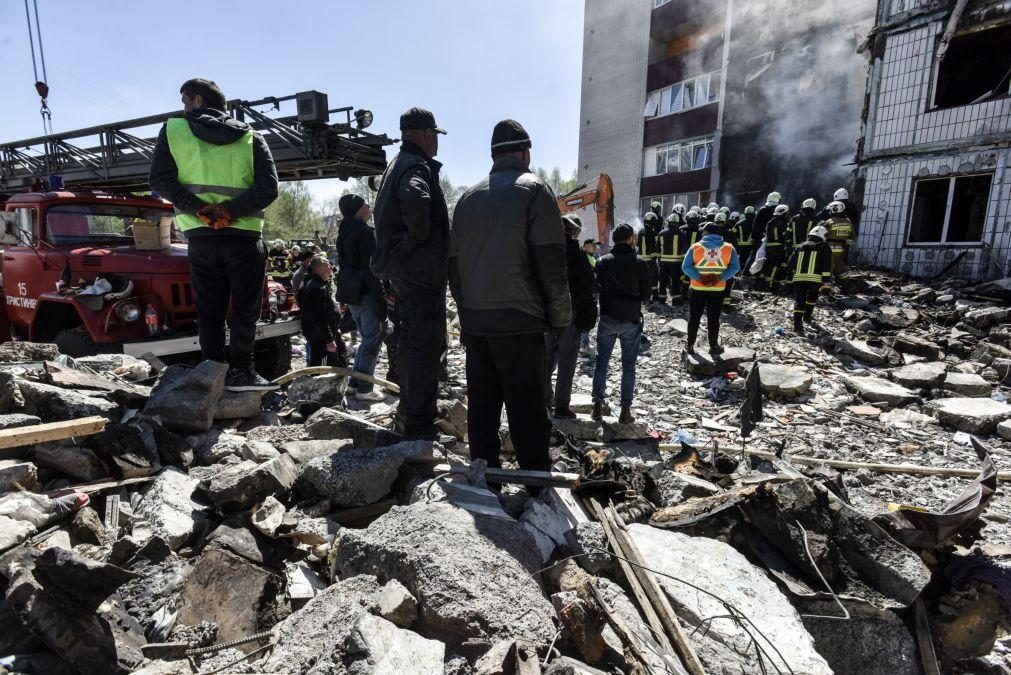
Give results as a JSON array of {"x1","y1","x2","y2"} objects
[{"x1": 935, "y1": 0, "x2": 970, "y2": 64}]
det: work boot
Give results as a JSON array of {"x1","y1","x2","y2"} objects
[
  {"x1": 709, "y1": 344, "x2": 724, "y2": 356},
  {"x1": 226, "y1": 367, "x2": 280, "y2": 392},
  {"x1": 794, "y1": 324, "x2": 806, "y2": 337},
  {"x1": 591, "y1": 399, "x2": 604, "y2": 421},
  {"x1": 553, "y1": 407, "x2": 577, "y2": 419},
  {"x1": 619, "y1": 404, "x2": 634, "y2": 424}
]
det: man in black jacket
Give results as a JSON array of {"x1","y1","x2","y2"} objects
[
  {"x1": 547, "y1": 214, "x2": 598, "y2": 419},
  {"x1": 372, "y1": 108, "x2": 449, "y2": 439},
  {"x1": 295, "y1": 257, "x2": 348, "y2": 368},
  {"x1": 336, "y1": 194, "x2": 386, "y2": 402},
  {"x1": 591, "y1": 223, "x2": 655, "y2": 424},
  {"x1": 149, "y1": 78, "x2": 279, "y2": 392},
  {"x1": 450, "y1": 120, "x2": 570, "y2": 472}
]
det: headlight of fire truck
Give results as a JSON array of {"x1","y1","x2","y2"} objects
[{"x1": 115, "y1": 301, "x2": 141, "y2": 323}]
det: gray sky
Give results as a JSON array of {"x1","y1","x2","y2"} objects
[{"x1": 1, "y1": 0, "x2": 585, "y2": 199}]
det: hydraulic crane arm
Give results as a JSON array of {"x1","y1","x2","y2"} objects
[{"x1": 557, "y1": 173, "x2": 614, "y2": 250}]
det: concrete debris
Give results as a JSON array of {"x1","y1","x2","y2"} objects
[
  {"x1": 928, "y1": 397, "x2": 1011, "y2": 434},
  {"x1": 685, "y1": 346, "x2": 756, "y2": 375},
  {"x1": 756, "y1": 363, "x2": 814, "y2": 399},
  {"x1": 133, "y1": 467, "x2": 207, "y2": 551},
  {"x1": 18, "y1": 379, "x2": 120, "y2": 421},
  {"x1": 336, "y1": 501, "x2": 556, "y2": 652},
  {"x1": 34, "y1": 441, "x2": 108, "y2": 481},
  {"x1": 843, "y1": 375, "x2": 919, "y2": 407},
  {"x1": 251, "y1": 494, "x2": 286, "y2": 537},
  {"x1": 628, "y1": 523, "x2": 832, "y2": 674},
  {"x1": 142, "y1": 361, "x2": 227, "y2": 433},
  {"x1": 0, "y1": 412, "x2": 40, "y2": 429},
  {"x1": 286, "y1": 373, "x2": 348, "y2": 408},
  {"x1": 212, "y1": 389, "x2": 264, "y2": 420},
  {"x1": 377, "y1": 578, "x2": 419, "y2": 627},
  {"x1": 0, "y1": 459, "x2": 39, "y2": 494},
  {"x1": 889, "y1": 361, "x2": 948, "y2": 389},
  {"x1": 942, "y1": 371, "x2": 993, "y2": 397},
  {"x1": 0, "y1": 341, "x2": 59, "y2": 362},
  {"x1": 199, "y1": 453, "x2": 298, "y2": 511},
  {"x1": 344, "y1": 613, "x2": 445, "y2": 674}
]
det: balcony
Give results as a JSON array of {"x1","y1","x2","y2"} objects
[
  {"x1": 646, "y1": 40, "x2": 724, "y2": 91},
  {"x1": 651, "y1": 0, "x2": 725, "y2": 43},
  {"x1": 644, "y1": 103, "x2": 719, "y2": 147},
  {"x1": 641, "y1": 168, "x2": 712, "y2": 197}
]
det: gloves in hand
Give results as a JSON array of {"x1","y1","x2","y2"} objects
[{"x1": 196, "y1": 203, "x2": 234, "y2": 230}]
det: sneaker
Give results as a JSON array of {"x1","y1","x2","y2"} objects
[
  {"x1": 591, "y1": 399, "x2": 604, "y2": 421},
  {"x1": 619, "y1": 404, "x2": 634, "y2": 424},
  {"x1": 553, "y1": 407, "x2": 577, "y2": 419},
  {"x1": 354, "y1": 390, "x2": 386, "y2": 402},
  {"x1": 226, "y1": 367, "x2": 279, "y2": 392}
]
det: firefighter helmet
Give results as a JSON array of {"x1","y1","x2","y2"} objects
[
  {"x1": 714, "y1": 212, "x2": 728, "y2": 224},
  {"x1": 666, "y1": 212, "x2": 682, "y2": 226},
  {"x1": 744, "y1": 205, "x2": 756, "y2": 215},
  {"x1": 730, "y1": 210, "x2": 740, "y2": 221},
  {"x1": 707, "y1": 202, "x2": 719, "y2": 210},
  {"x1": 272, "y1": 239, "x2": 285, "y2": 248},
  {"x1": 707, "y1": 205, "x2": 718, "y2": 215},
  {"x1": 651, "y1": 200, "x2": 662, "y2": 209},
  {"x1": 809, "y1": 225, "x2": 829, "y2": 241},
  {"x1": 767, "y1": 191, "x2": 782, "y2": 204},
  {"x1": 802, "y1": 198, "x2": 817, "y2": 210},
  {"x1": 827, "y1": 200, "x2": 846, "y2": 214},
  {"x1": 774, "y1": 204, "x2": 790, "y2": 216},
  {"x1": 673, "y1": 203, "x2": 686, "y2": 215},
  {"x1": 643, "y1": 212, "x2": 659, "y2": 223},
  {"x1": 719, "y1": 206, "x2": 730, "y2": 214},
  {"x1": 833, "y1": 188, "x2": 849, "y2": 201}
]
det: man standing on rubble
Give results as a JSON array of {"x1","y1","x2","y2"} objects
[
  {"x1": 149, "y1": 78, "x2": 279, "y2": 392},
  {"x1": 591, "y1": 223, "x2": 655, "y2": 424},
  {"x1": 372, "y1": 108, "x2": 449, "y2": 440},
  {"x1": 823, "y1": 200, "x2": 856, "y2": 283},
  {"x1": 450, "y1": 119, "x2": 570, "y2": 471},
  {"x1": 682, "y1": 219, "x2": 740, "y2": 355}
]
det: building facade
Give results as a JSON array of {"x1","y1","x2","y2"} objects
[{"x1": 853, "y1": 0, "x2": 1011, "y2": 280}]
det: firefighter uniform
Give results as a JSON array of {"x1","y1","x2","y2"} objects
[
  {"x1": 268, "y1": 247, "x2": 292, "y2": 289},
  {"x1": 786, "y1": 235, "x2": 833, "y2": 334},
  {"x1": 677, "y1": 215, "x2": 702, "y2": 297},
  {"x1": 733, "y1": 211, "x2": 756, "y2": 274},
  {"x1": 657, "y1": 214, "x2": 682, "y2": 302},
  {"x1": 638, "y1": 212, "x2": 662, "y2": 302},
  {"x1": 788, "y1": 210, "x2": 819, "y2": 253},
  {"x1": 825, "y1": 215, "x2": 855, "y2": 281},
  {"x1": 762, "y1": 214, "x2": 790, "y2": 290}
]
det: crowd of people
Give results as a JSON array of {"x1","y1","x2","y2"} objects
[{"x1": 150, "y1": 77, "x2": 860, "y2": 475}]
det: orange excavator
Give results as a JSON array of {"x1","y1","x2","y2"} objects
[{"x1": 556, "y1": 173, "x2": 614, "y2": 250}]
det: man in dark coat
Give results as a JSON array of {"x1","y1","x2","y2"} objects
[
  {"x1": 372, "y1": 108, "x2": 450, "y2": 439},
  {"x1": 450, "y1": 119, "x2": 571, "y2": 472},
  {"x1": 548, "y1": 214, "x2": 598, "y2": 419}
]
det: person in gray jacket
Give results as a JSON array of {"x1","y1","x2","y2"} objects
[{"x1": 449, "y1": 120, "x2": 571, "y2": 473}]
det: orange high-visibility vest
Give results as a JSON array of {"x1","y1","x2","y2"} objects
[{"x1": 689, "y1": 242, "x2": 734, "y2": 292}]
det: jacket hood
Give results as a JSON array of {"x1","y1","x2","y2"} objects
[
  {"x1": 338, "y1": 217, "x2": 368, "y2": 238},
  {"x1": 185, "y1": 107, "x2": 251, "y2": 145},
  {"x1": 700, "y1": 233, "x2": 725, "y2": 248}
]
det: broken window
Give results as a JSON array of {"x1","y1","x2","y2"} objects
[
  {"x1": 709, "y1": 71, "x2": 721, "y2": 102},
  {"x1": 644, "y1": 136, "x2": 714, "y2": 177},
  {"x1": 908, "y1": 174, "x2": 992, "y2": 244},
  {"x1": 643, "y1": 92, "x2": 660, "y2": 118},
  {"x1": 933, "y1": 23, "x2": 1011, "y2": 109}
]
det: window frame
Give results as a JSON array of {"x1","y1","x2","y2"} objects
[
  {"x1": 644, "y1": 71, "x2": 722, "y2": 119},
  {"x1": 646, "y1": 135, "x2": 715, "y2": 178},
  {"x1": 905, "y1": 172, "x2": 993, "y2": 246}
]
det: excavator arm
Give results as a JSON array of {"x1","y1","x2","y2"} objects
[{"x1": 556, "y1": 173, "x2": 614, "y2": 250}]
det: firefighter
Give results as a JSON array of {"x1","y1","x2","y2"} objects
[
  {"x1": 715, "y1": 212, "x2": 739, "y2": 308},
  {"x1": 819, "y1": 187, "x2": 860, "y2": 227},
  {"x1": 639, "y1": 210, "x2": 662, "y2": 303},
  {"x1": 789, "y1": 199, "x2": 819, "y2": 253},
  {"x1": 734, "y1": 206, "x2": 757, "y2": 276},
  {"x1": 785, "y1": 225, "x2": 832, "y2": 336},
  {"x1": 681, "y1": 219, "x2": 740, "y2": 355},
  {"x1": 753, "y1": 191, "x2": 781, "y2": 245},
  {"x1": 824, "y1": 200, "x2": 855, "y2": 281},
  {"x1": 762, "y1": 204, "x2": 791, "y2": 293},
  {"x1": 678, "y1": 209, "x2": 703, "y2": 297},
  {"x1": 657, "y1": 211, "x2": 682, "y2": 303},
  {"x1": 268, "y1": 239, "x2": 292, "y2": 289}
]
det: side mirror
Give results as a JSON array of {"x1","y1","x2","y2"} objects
[{"x1": 0, "y1": 213, "x2": 22, "y2": 246}]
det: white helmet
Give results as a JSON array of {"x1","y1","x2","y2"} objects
[
  {"x1": 767, "y1": 191, "x2": 782, "y2": 205},
  {"x1": 834, "y1": 188, "x2": 849, "y2": 201},
  {"x1": 673, "y1": 203, "x2": 686, "y2": 215},
  {"x1": 707, "y1": 205, "x2": 718, "y2": 215},
  {"x1": 707, "y1": 202, "x2": 719, "y2": 211},
  {"x1": 714, "y1": 212, "x2": 728, "y2": 224},
  {"x1": 809, "y1": 225, "x2": 829, "y2": 241},
  {"x1": 730, "y1": 210, "x2": 740, "y2": 221},
  {"x1": 802, "y1": 198, "x2": 817, "y2": 210},
  {"x1": 688, "y1": 205, "x2": 700, "y2": 213},
  {"x1": 774, "y1": 204, "x2": 790, "y2": 216},
  {"x1": 828, "y1": 200, "x2": 846, "y2": 214}
]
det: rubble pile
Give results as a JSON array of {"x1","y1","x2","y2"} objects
[{"x1": 0, "y1": 268, "x2": 1007, "y2": 674}]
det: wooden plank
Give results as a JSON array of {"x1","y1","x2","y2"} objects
[
  {"x1": 0, "y1": 416, "x2": 106, "y2": 450},
  {"x1": 914, "y1": 598, "x2": 941, "y2": 675},
  {"x1": 44, "y1": 361, "x2": 150, "y2": 397},
  {"x1": 658, "y1": 444, "x2": 1011, "y2": 481},
  {"x1": 57, "y1": 474, "x2": 157, "y2": 496},
  {"x1": 593, "y1": 499, "x2": 706, "y2": 675},
  {"x1": 424, "y1": 462, "x2": 580, "y2": 488}
]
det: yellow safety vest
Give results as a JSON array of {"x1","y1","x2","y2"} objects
[
  {"x1": 689, "y1": 242, "x2": 733, "y2": 292},
  {"x1": 165, "y1": 118, "x2": 263, "y2": 234}
]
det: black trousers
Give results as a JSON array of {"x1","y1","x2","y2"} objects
[
  {"x1": 793, "y1": 281, "x2": 820, "y2": 328},
  {"x1": 391, "y1": 279, "x2": 446, "y2": 435},
  {"x1": 545, "y1": 323, "x2": 580, "y2": 411},
  {"x1": 307, "y1": 339, "x2": 348, "y2": 368},
  {"x1": 687, "y1": 289, "x2": 724, "y2": 349},
  {"x1": 658, "y1": 261, "x2": 682, "y2": 301},
  {"x1": 763, "y1": 246, "x2": 786, "y2": 285},
  {"x1": 465, "y1": 332, "x2": 551, "y2": 472},
  {"x1": 737, "y1": 245, "x2": 754, "y2": 275},
  {"x1": 187, "y1": 236, "x2": 267, "y2": 370},
  {"x1": 647, "y1": 257, "x2": 660, "y2": 301},
  {"x1": 722, "y1": 277, "x2": 735, "y2": 306}
]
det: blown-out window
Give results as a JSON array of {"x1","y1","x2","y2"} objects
[
  {"x1": 933, "y1": 23, "x2": 1011, "y2": 109},
  {"x1": 908, "y1": 174, "x2": 992, "y2": 244},
  {"x1": 646, "y1": 136, "x2": 715, "y2": 177},
  {"x1": 643, "y1": 71, "x2": 722, "y2": 119}
]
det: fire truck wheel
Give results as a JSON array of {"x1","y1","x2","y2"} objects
[
  {"x1": 254, "y1": 335, "x2": 292, "y2": 380},
  {"x1": 54, "y1": 327, "x2": 108, "y2": 358}
]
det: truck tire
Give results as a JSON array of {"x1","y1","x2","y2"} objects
[
  {"x1": 254, "y1": 335, "x2": 292, "y2": 380},
  {"x1": 54, "y1": 327, "x2": 109, "y2": 358}
]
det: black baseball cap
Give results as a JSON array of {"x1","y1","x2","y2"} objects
[{"x1": 400, "y1": 107, "x2": 446, "y2": 134}]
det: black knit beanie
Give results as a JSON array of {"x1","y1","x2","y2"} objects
[{"x1": 339, "y1": 193, "x2": 366, "y2": 219}]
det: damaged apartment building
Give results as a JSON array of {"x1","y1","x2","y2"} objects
[
  {"x1": 577, "y1": 0, "x2": 875, "y2": 224},
  {"x1": 853, "y1": 0, "x2": 1011, "y2": 281}
]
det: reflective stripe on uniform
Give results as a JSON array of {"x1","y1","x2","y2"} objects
[{"x1": 793, "y1": 249, "x2": 821, "y2": 283}]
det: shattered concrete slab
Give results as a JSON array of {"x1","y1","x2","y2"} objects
[
  {"x1": 343, "y1": 613, "x2": 445, "y2": 674},
  {"x1": 889, "y1": 361, "x2": 947, "y2": 389},
  {"x1": 143, "y1": 361, "x2": 227, "y2": 433},
  {"x1": 942, "y1": 372, "x2": 993, "y2": 397},
  {"x1": 335, "y1": 501, "x2": 556, "y2": 653},
  {"x1": 18, "y1": 379, "x2": 120, "y2": 421},
  {"x1": 133, "y1": 467, "x2": 207, "y2": 551},
  {"x1": 199, "y1": 453, "x2": 297, "y2": 511},
  {"x1": 843, "y1": 375, "x2": 919, "y2": 407},
  {"x1": 628, "y1": 523, "x2": 832, "y2": 675},
  {"x1": 928, "y1": 397, "x2": 1011, "y2": 434}
]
